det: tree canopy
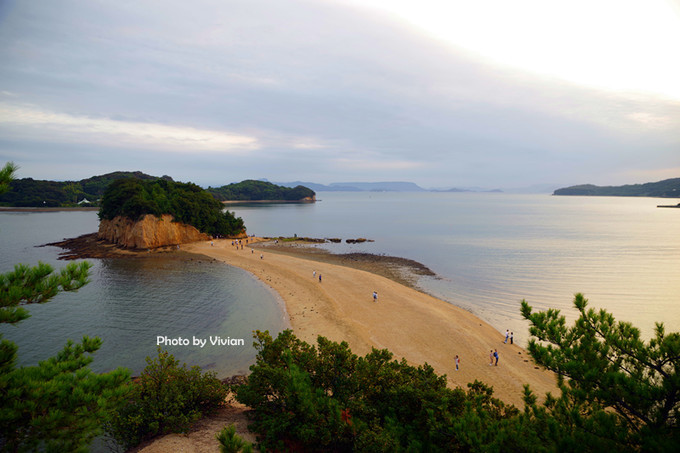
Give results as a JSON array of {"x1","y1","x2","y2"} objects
[
  {"x1": 208, "y1": 180, "x2": 315, "y2": 201},
  {"x1": 98, "y1": 178, "x2": 245, "y2": 237},
  {"x1": 521, "y1": 293, "x2": 680, "y2": 451},
  {"x1": 0, "y1": 170, "x2": 172, "y2": 207}
]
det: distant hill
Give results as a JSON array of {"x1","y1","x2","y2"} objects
[
  {"x1": 277, "y1": 181, "x2": 427, "y2": 192},
  {"x1": 207, "y1": 180, "x2": 316, "y2": 201},
  {"x1": 553, "y1": 178, "x2": 680, "y2": 198},
  {"x1": 0, "y1": 171, "x2": 172, "y2": 207}
]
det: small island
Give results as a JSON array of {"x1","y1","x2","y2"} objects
[
  {"x1": 98, "y1": 178, "x2": 246, "y2": 249},
  {"x1": 207, "y1": 179, "x2": 316, "y2": 202}
]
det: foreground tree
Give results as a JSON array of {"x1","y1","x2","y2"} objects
[
  {"x1": 0, "y1": 162, "x2": 130, "y2": 452},
  {"x1": 521, "y1": 293, "x2": 680, "y2": 451},
  {"x1": 236, "y1": 330, "x2": 517, "y2": 452},
  {"x1": 105, "y1": 348, "x2": 228, "y2": 449}
]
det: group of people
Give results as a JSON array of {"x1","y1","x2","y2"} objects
[{"x1": 455, "y1": 330, "x2": 517, "y2": 371}]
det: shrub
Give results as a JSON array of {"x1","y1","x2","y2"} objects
[
  {"x1": 236, "y1": 330, "x2": 509, "y2": 451},
  {"x1": 105, "y1": 348, "x2": 228, "y2": 449},
  {"x1": 216, "y1": 424, "x2": 254, "y2": 453}
]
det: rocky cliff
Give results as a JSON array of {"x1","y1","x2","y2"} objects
[{"x1": 98, "y1": 214, "x2": 211, "y2": 249}]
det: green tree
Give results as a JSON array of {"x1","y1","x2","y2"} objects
[
  {"x1": 105, "y1": 348, "x2": 228, "y2": 449},
  {"x1": 99, "y1": 178, "x2": 245, "y2": 237},
  {"x1": 236, "y1": 329, "x2": 515, "y2": 452},
  {"x1": 63, "y1": 182, "x2": 82, "y2": 205},
  {"x1": 0, "y1": 162, "x2": 130, "y2": 452},
  {"x1": 521, "y1": 293, "x2": 680, "y2": 451}
]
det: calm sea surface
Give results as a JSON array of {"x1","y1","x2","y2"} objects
[
  {"x1": 1, "y1": 192, "x2": 679, "y2": 375},
  {"x1": 230, "y1": 192, "x2": 680, "y2": 343},
  {"x1": 0, "y1": 211, "x2": 287, "y2": 376}
]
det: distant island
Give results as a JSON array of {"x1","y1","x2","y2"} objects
[
  {"x1": 275, "y1": 180, "x2": 502, "y2": 193},
  {"x1": 553, "y1": 177, "x2": 680, "y2": 198},
  {"x1": 0, "y1": 172, "x2": 316, "y2": 207},
  {"x1": 207, "y1": 180, "x2": 316, "y2": 202}
]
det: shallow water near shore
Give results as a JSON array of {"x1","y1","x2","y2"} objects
[
  {"x1": 0, "y1": 211, "x2": 287, "y2": 376},
  {"x1": 231, "y1": 192, "x2": 680, "y2": 342}
]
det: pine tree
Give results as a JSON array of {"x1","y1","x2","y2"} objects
[
  {"x1": 521, "y1": 293, "x2": 680, "y2": 451},
  {"x1": 0, "y1": 162, "x2": 130, "y2": 452}
]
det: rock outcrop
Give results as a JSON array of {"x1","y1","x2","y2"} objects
[{"x1": 98, "y1": 214, "x2": 211, "y2": 249}]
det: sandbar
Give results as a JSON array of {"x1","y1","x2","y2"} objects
[{"x1": 185, "y1": 239, "x2": 557, "y2": 407}]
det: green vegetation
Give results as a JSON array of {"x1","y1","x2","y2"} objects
[
  {"x1": 554, "y1": 177, "x2": 680, "y2": 197},
  {"x1": 235, "y1": 329, "x2": 516, "y2": 452},
  {"x1": 105, "y1": 348, "x2": 228, "y2": 449},
  {"x1": 216, "y1": 424, "x2": 254, "y2": 453},
  {"x1": 98, "y1": 178, "x2": 245, "y2": 236},
  {"x1": 0, "y1": 170, "x2": 172, "y2": 207},
  {"x1": 208, "y1": 179, "x2": 315, "y2": 201},
  {"x1": 521, "y1": 293, "x2": 680, "y2": 452},
  {"x1": 235, "y1": 299, "x2": 679, "y2": 452},
  {"x1": 0, "y1": 162, "x2": 131, "y2": 452}
]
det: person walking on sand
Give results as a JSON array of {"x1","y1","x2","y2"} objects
[
  {"x1": 373, "y1": 291, "x2": 378, "y2": 303},
  {"x1": 493, "y1": 349, "x2": 499, "y2": 366},
  {"x1": 489, "y1": 350, "x2": 494, "y2": 366},
  {"x1": 455, "y1": 355, "x2": 460, "y2": 371},
  {"x1": 319, "y1": 274, "x2": 322, "y2": 283},
  {"x1": 313, "y1": 270, "x2": 316, "y2": 278},
  {"x1": 504, "y1": 330, "x2": 509, "y2": 344},
  {"x1": 510, "y1": 332, "x2": 514, "y2": 345}
]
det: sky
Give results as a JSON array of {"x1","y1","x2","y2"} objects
[{"x1": 0, "y1": 0, "x2": 678, "y2": 190}]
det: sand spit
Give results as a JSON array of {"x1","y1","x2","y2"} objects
[{"x1": 185, "y1": 239, "x2": 557, "y2": 408}]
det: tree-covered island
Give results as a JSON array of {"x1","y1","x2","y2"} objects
[
  {"x1": 207, "y1": 179, "x2": 316, "y2": 202},
  {"x1": 99, "y1": 178, "x2": 245, "y2": 237}
]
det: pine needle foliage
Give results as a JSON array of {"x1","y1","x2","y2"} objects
[
  {"x1": 0, "y1": 161, "x2": 131, "y2": 452},
  {"x1": 521, "y1": 293, "x2": 680, "y2": 452}
]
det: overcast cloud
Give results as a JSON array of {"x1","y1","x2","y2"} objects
[{"x1": 0, "y1": 0, "x2": 678, "y2": 189}]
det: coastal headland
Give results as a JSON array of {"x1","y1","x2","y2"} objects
[{"x1": 184, "y1": 238, "x2": 557, "y2": 408}]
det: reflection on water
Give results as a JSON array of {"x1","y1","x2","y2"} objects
[
  {"x1": 232, "y1": 192, "x2": 680, "y2": 342},
  {"x1": 0, "y1": 212, "x2": 287, "y2": 377}
]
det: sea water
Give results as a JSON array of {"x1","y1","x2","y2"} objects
[
  {"x1": 231, "y1": 192, "x2": 680, "y2": 343},
  {"x1": 0, "y1": 211, "x2": 287, "y2": 376},
  {"x1": 2, "y1": 192, "x2": 679, "y2": 371}
]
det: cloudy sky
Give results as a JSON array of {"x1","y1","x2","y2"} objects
[{"x1": 0, "y1": 0, "x2": 678, "y2": 190}]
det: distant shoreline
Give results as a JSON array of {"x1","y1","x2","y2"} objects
[
  {"x1": 0, "y1": 206, "x2": 99, "y2": 212},
  {"x1": 221, "y1": 199, "x2": 316, "y2": 204}
]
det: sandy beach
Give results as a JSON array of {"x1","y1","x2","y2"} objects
[{"x1": 185, "y1": 238, "x2": 557, "y2": 408}]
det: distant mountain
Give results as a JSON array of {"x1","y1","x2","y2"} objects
[
  {"x1": 554, "y1": 178, "x2": 680, "y2": 198},
  {"x1": 332, "y1": 182, "x2": 427, "y2": 192},
  {"x1": 0, "y1": 171, "x2": 172, "y2": 207},
  {"x1": 277, "y1": 181, "x2": 427, "y2": 192},
  {"x1": 275, "y1": 181, "x2": 357, "y2": 192}
]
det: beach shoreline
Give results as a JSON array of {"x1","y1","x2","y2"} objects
[
  {"x1": 185, "y1": 238, "x2": 558, "y2": 408},
  {"x1": 48, "y1": 234, "x2": 557, "y2": 407}
]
